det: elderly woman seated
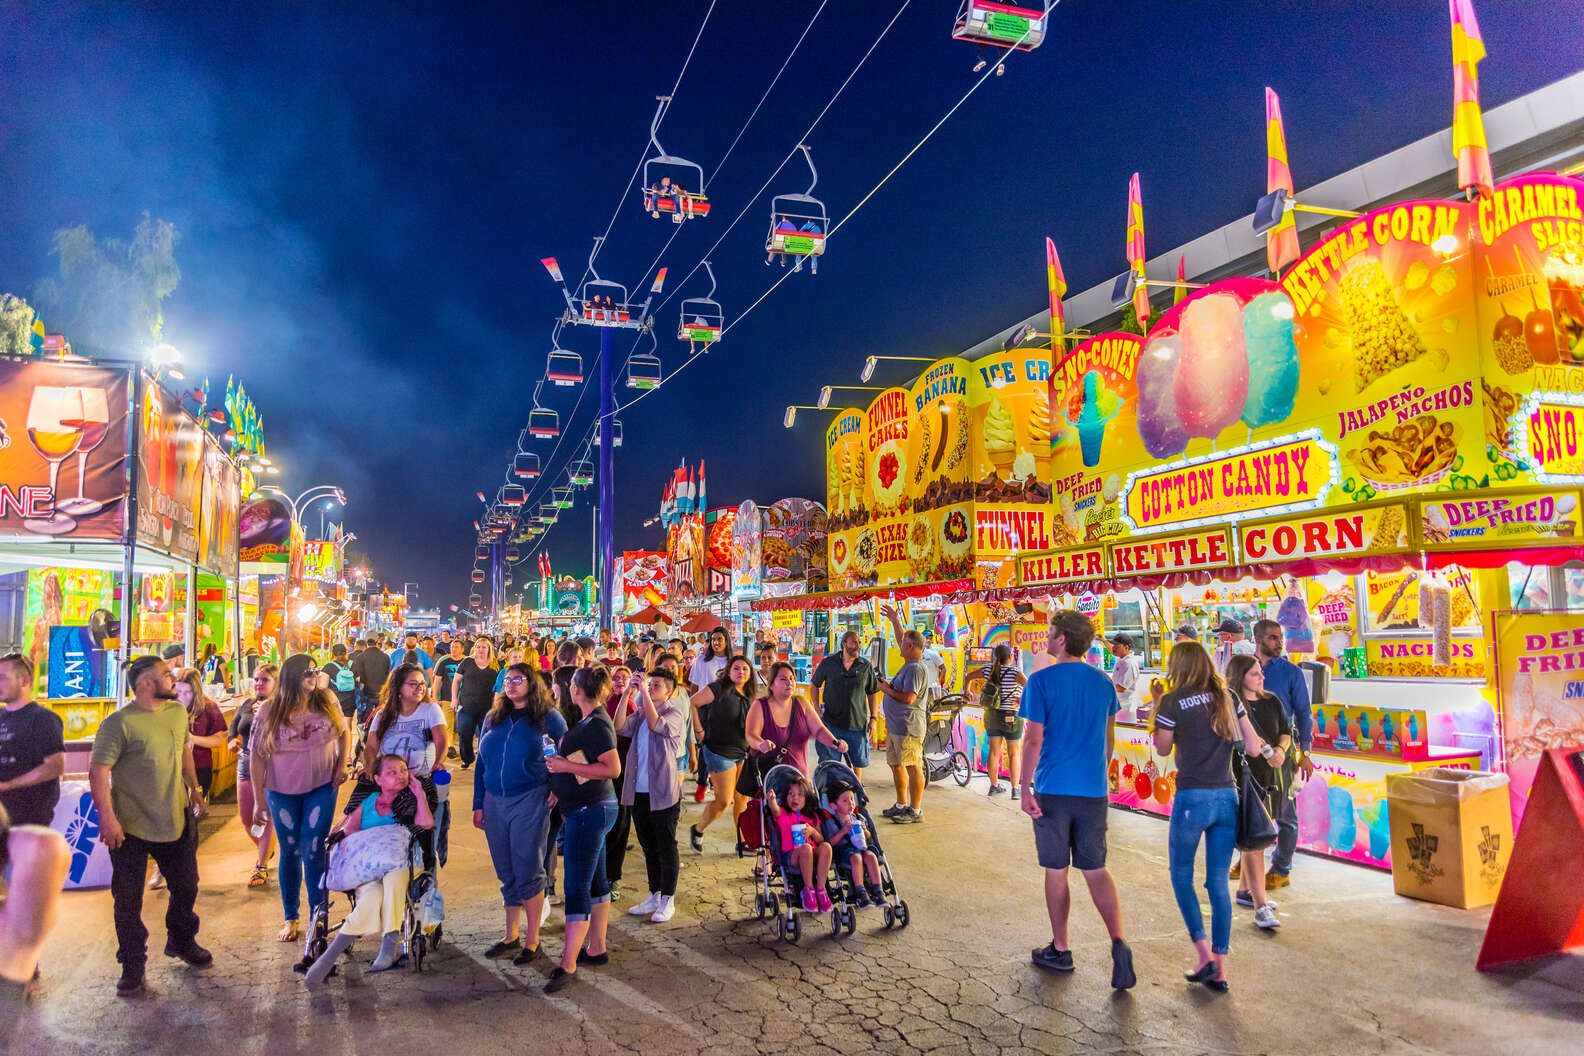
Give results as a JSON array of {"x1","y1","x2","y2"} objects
[{"x1": 304, "y1": 754, "x2": 432, "y2": 987}]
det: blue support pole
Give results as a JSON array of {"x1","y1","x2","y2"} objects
[{"x1": 597, "y1": 325, "x2": 615, "y2": 631}]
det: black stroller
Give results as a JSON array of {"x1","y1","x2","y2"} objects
[
  {"x1": 922, "y1": 693, "x2": 973, "y2": 787},
  {"x1": 813, "y1": 759, "x2": 910, "y2": 931},
  {"x1": 752, "y1": 763, "x2": 846, "y2": 943}
]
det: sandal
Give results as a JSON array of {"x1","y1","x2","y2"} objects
[
  {"x1": 278, "y1": 920, "x2": 300, "y2": 943},
  {"x1": 248, "y1": 867, "x2": 269, "y2": 888}
]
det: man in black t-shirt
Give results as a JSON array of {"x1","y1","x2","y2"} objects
[
  {"x1": 432, "y1": 639, "x2": 465, "y2": 704},
  {"x1": 0, "y1": 654, "x2": 65, "y2": 827},
  {"x1": 352, "y1": 640, "x2": 391, "y2": 720}
]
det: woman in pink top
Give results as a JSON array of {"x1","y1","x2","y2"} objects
[
  {"x1": 248, "y1": 653, "x2": 347, "y2": 947},
  {"x1": 744, "y1": 662, "x2": 850, "y2": 778}
]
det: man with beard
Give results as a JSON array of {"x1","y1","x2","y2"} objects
[
  {"x1": 89, "y1": 656, "x2": 211, "y2": 997},
  {"x1": 810, "y1": 631, "x2": 878, "y2": 782}
]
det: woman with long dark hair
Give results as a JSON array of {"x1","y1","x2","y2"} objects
[
  {"x1": 1151, "y1": 642, "x2": 1271, "y2": 992},
  {"x1": 175, "y1": 669, "x2": 226, "y2": 805},
  {"x1": 1224, "y1": 653, "x2": 1291, "y2": 931},
  {"x1": 602, "y1": 666, "x2": 637, "y2": 897},
  {"x1": 474, "y1": 663, "x2": 566, "y2": 964},
  {"x1": 978, "y1": 644, "x2": 1028, "y2": 797},
  {"x1": 543, "y1": 665, "x2": 621, "y2": 993},
  {"x1": 687, "y1": 655, "x2": 757, "y2": 853},
  {"x1": 351, "y1": 662, "x2": 450, "y2": 866},
  {"x1": 248, "y1": 653, "x2": 346, "y2": 947},
  {"x1": 227, "y1": 664, "x2": 278, "y2": 888}
]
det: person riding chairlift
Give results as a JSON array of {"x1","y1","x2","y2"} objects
[{"x1": 766, "y1": 217, "x2": 797, "y2": 268}]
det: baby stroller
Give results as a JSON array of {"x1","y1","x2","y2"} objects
[
  {"x1": 813, "y1": 758, "x2": 910, "y2": 932},
  {"x1": 751, "y1": 763, "x2": 844, "y2": 944},
  {"x1": 922, "y1": 694, "x2": 973, "y2": 787},
  {"x1": 306, "y1": 818, "x2": 444, "y2": 979}
]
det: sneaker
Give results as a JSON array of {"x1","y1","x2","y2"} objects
[
  {"x1": 1010, "y1": 786, "x2": 1020, "y2": 801},
  {"x1": 163, "y1": 941, "x2": 213, "y2": 967},
  {"x1": 608, "y1": 884, "x2": 621, "y2": 901},
  {"x1": 1110, "y1": 938, "x2": 1136, "y2": 990},
  {"x1": 1254, "y1": 904, "x2": 1282, "y2": 930},
  {"x1": 116, "y1": 963, "x2": 146, "y2": 997},
  {"x1": 544, "y1": 967, "x2": 577, "y2": 994},
  {"x1": 881, "y1": 803, "x2": 906, "y2": 819},
  {"x1": 853, "y1": 887, "x2": 872, "y2": 909},
  {"x1": 693, "y1": 785, "x2": 707, "y2": 803},
  {"x1": 629, "y1": 892, "x2": 661, "y2": 916},
  {"x1": 898, "y1": 807, "x2": 923, "y2": 824},
  {"x1": 973, "y1": 58, "x2": 987, "y2": 72},
  {"x1": 816, "y1": 891, "x2": 833, "y2": 912},
  {"x1": 866, "y1": 884, "x2": 886, "y2": 905},
  {"x1": 1266, "y1": 872, "x2": 1290, "y2": 890},
  {"x1": 987, "y1": 783, "x2": 1004, "y2": 796},
  {"x1": 800, "y1": 889, "x2": 819, "y2": 912},
  {"x1": 1031, "y1": 943, "x2": 1074, "y2": 972},
  {"x1": 688, "y1": 825, "x2": 704, "y2": 853},
  {"x1": 1228, "y1": 861, "x2": 1242, "y2": 881},
  {"x1": 649, "y1": 896, "x2": 675, "y2": 923},
  {"x1": 1235, "y1": 889, "x2": 1256, "y2": 909},
  {"x1": 484, "y1": 938, "x2": 521, "y2": 959}
]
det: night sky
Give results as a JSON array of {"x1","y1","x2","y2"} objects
[{"x1": 0, "y1": 1, "x2": 1578, "y2": 612}]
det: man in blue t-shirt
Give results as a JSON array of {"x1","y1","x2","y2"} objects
[{"x1": 1018, "y1": 610, "x2": 1135, "y2": 990}]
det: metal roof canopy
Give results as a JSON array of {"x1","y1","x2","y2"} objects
[{"x1": 959, "y1": 71, "x2": 1584, "y2": 360}]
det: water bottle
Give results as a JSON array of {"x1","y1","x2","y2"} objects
[
  {"x1": 848, "y1": 817, "x2": 866, "y2": 851},
  {"x1": 542, "y1": 733, "x2": 557, "y2": 758},
  {"x1": 432, "y1": 768, "x2": 451, "y2": 802},
  {"x1": 250, "y1": 818, "x2": 267, "y2": 839},
  {"x1": 791, "y1": 820, "x2": 807, "y2": 847}
]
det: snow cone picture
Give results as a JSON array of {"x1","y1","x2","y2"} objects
[{"x1": 1075, "y1": 371, "x2": 1121, "y2": 468}]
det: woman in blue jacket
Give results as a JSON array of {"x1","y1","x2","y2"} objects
[{"x1": 472, "y1": 663, "x2": 566, "y2": 965}]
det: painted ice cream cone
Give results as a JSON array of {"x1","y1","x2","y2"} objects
[{"x1": 984, "y1": 394, "x2": 1016, "y2": 475}]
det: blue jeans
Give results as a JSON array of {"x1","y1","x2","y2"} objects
[
  {"x1": 267, "y1": 782, "x2": 337, "y2": 922},
  {"x1": 1269, "y1": 791, "x2": 1298, "y2": 875},
  {"x1": 1167, "y1": 786, "x2": 1239, "y2": 956},
  {"x1": 560, "y1": 799, "x2": 618, "y2": 922},
  {"x1": 455, "y1": 709, "x2": 483, "y2": 768}
]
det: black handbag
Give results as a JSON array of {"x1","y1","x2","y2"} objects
[{"x1": 1235, "y1": 767, "x2": 1278, "y2": 852}]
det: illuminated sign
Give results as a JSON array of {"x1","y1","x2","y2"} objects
[
  {"x1": 1239, "y1": 505, "x2": 1408, "y2": 562},
  {"x1": 1123, "y1": 431, "x2": 1336, "y2": 533},
  {"x1": 1016, "y1": 546, "x2": 1107, "y2": 586},
  {"x1": 1109, "y1": 527, "x2": 1232, "y2": 576}
]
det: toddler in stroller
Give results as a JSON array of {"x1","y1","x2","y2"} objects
[
  {"x1": 303, "y1": 755, "x2": 436, "y2": 988},
  {"x1": 814, "y1": 759, "x2": 910, "y2": 929},
  {"x1": 766, "y1": 766, "x2": 834, "y2": 914}
]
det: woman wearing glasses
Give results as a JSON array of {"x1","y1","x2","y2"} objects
[
  {"x1": 351, "y1": 662, "x2": 450, "y2": 867},
  {"x1": 247, "y1": 653, "x2": 346, "y2": 947},
  {"x1": 474, "y1": 663, "x2": 566, "y2": 965}
]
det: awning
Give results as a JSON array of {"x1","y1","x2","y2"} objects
[{"x1": 748, "y1": 578, "x2": 973, "y2": 612}]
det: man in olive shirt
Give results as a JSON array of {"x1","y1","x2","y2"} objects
[
  {"x1": 811, "y1": 631, "x2": 878, "y2": 781},
  {"x1": 89, "y1": 656, "x2": 210, "y2": 997}
]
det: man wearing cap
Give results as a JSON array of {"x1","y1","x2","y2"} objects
[
  {"x1": 1212, "y1": 618, "x2": 1255, "y2": 675},
  {"x1": 1173, "y1": 625, "x2": 1197, "y2": 645},
  {"x1": 1107, "y1": 634, "x2": 1141, "y2": 714}
]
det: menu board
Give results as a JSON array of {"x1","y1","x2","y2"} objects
[
  {"x1": 969, "y1": 346, "x2": 1058, "y2": 563},
  {"x1": 762, "y1": 497, "x2": 826, "y2": 590},
  {"x1": 824, "y1": 409, "x2": 865, "y2": 590},
  {"x1": 905, "y1": 357, "x2": 974, "y2": 581},
  {"x1": 620, "y1": 551, "x2": 667, "y2": 613},
  {"x1": 731, "y1": 500, "x2": 762, "y2": 599}
]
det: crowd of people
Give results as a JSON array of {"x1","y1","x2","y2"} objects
[{"x1": 0, "y1": 606, "x2": 1317, "y2": 1013}]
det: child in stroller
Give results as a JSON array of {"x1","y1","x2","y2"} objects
[
  {"x1": 814, "y1": 758, "x2": 910, "y2": 929},
  {"x1": 303, "y1": 754, "x2": 434, "y2": 988},
  {"x1": 765, "y1": 767, "x2": 834, "y2": 914}
]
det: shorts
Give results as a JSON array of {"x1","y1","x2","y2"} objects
[
  {"x1": 815, "y1": 727, "x2": 870, "y2": 769},
  {"x1": 885, "y1": 735, "x2": 923, "y2": 768},
  {"x1": 700, "y1": 745, "x2": 743, "y2": 775},
  {"x1": 984, "y1": 709, "x2": 1023, "y2": 741},
  {"x1": 1032, "y1": 793, "x2": 1109, "y2": 871},
  {"x1": 236, "y1": 751, "x2": 251, "y2": 783}
]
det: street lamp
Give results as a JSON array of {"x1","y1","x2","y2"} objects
[
  {"x1": 860, "y1": 355, "x2": 934, "y2": 382},
  {"x1": 254, "y1": 484, "x2": 348, "y2": 647},
  {"x1": 817, "y1": 384, "x2": 884, "y2": 409}
]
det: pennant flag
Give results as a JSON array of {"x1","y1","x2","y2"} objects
[
  {"x1": 1174, "y1": 254, "x2": 1188, "y2": 306},
  {"x1": 29, "y1": 312, "x2": 45, "y2": 352},
  {"x1": 1265, "y1": 87, "x2": 1301, "y2": 274},
  {"x1": 697, "y1": 459, "x2": 707, "y2": 513},
  {"x1": 541, "y1": 257, "x2": 564, "y2": 284},
  {"x1": 1449, "y1": 0, "x2": 1493, "y2": 197},
  {"x1": 1126, "y1": 173, "x2": 1149, "y2": 326},
  {"x1": 651, "y1": 267, "x2": 667, "y2": 293},
  {"x1": 1045, "y1": 238, "x2": 1067, "y2": 352}
]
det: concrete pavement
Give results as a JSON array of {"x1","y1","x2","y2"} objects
[{"x1": 14, "y1": 768, "x2": 1583, "y2": 1056}]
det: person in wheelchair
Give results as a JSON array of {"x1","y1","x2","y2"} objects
[{"x1": 303, "y1": 754, "x2": 433, "y2": 988}]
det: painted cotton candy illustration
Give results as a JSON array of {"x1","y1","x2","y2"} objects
[
  {"x1": 1296, "y1": 774, "x2": 1331, "y2": 846},
  {"x1": 1136, "y1": 331, "x2": 1189, "y2": 458},
  {"x1": 1242, "y1": 291, "x2": 1300, "y2": 427},
  {"x1": 1174, "y1": 292, "x2": 1249, "y2": 438}
]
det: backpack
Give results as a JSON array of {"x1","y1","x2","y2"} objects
[{"x1": 330, "y1": 662, "x2": 355, "y2": 694}]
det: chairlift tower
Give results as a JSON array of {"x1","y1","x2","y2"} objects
[{"x1": 542, "y1": 240, "x2": 664, "y2": 631}]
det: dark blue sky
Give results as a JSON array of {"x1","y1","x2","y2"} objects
[{"x1": 1, "y1": 1, "x2": 1578, "y2": 611}]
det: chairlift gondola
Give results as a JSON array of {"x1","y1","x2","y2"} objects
[
  {"x1": 471, "y1": 569, "x2": 486, "y2": 584},
  {"x1": 593, "y1": 419, "x2": 623, "y2": 448},
  {"x1": 569, "y1": 459, "x2": 594, "y2": 486},
  {"x1": 641, "y1": 96, "x2": 709, "y2": 223},
  {"x1": 627, "y1": 353, "x2": 662, "y2": 390},
  {"x1": 513, "y1": 452, "x2": 541, "y2": 479},
  {"x1": 505, "y1": 544, "x2": 521, "y2": 562},
  {"x1": 578, "y1": 277, "x2": 632, "y2": 327},
  {"x1": 501, "y1": 484, "x2": 526, "y2": 506},
  {"x1": 547, "y1": 348, "x2": 584, "y2": 386},
  {"x1": 475, "y1": 545, "x2": 490, "y2": 560},
  {"x1": 678, "y1": 260, "x2": 723, "y2": 351},
  {"x1": 552, "y1": 486, "x2": 574, "y2": 510},
  {"x1": 528, "y1": 406, "x2": 560, "y2": 439},
  {"x1": 469, "y1": 593, "x2": 482, "y2": 607},
  {"x1": 503, "y1": 572, "x2": 514, "y2": 587},
  {"x1": 952, "y1": 1, "x2": 1048, "y2": 56},
  {"x1": 766, "y1": 145, "x2": 827, "y2": 273},
  {"x1": 538, "y1": 503, "x2": 559, "y2": 524}
]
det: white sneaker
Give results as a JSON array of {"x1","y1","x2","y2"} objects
[
  {"x1": 629, "y1": 892, "x2": 661, "y2": 916},
  {"x1": 649, "y1": 896, "x2": 675, "y2": 923},
  {"x1": 1254, "y1": 904, "x2": 1281, "y2": 929},
  {"x1": 541, "y1": 898, "x2": 553, "y2": 927}
]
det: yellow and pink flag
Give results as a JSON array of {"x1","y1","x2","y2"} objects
[
  {"x1": 1265, "y1": 87, "x2": 1300, "y2": 275},
  {"x1": 1126, "y1": 172, "x2": 1148, "y2": 325},
  {"x1": 1046, "y1": 237, "x2": 1067, "y2": 352},
  {"x1": 1173, "y1": 254, "x2": 1188, "y2": 306},
  {"x1": 1450, "y1": 0, "x2": 1493, "y2": 198}
]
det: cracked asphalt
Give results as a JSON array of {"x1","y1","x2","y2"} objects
[{"x1": 16, "y1": 768, "x2": 1583, "y2": 1056}]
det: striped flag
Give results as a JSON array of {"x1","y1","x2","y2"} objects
[
  {"x1": 29, "y1": 312, "x2": 45, "y2": 352},
  {"x1": 1045, "y1": 238, "x2": 1067, "y2": 352},
  {"x1": 1126, "y1": 173, "x2": 1149, "y2": 326},
  {"x1": 541, "y1": 257, "x2": 564, "y2": 284},
  {"x1": 1265, "y1": 87, "x2": 1301, "y2": 274},
  {"x1": 651, "y1": 267, "x2": 667, "y2": 293},
  {"x1": 1449, "y1": 0, "x2": 1493, "y2": 198},
  {"x1": 1174, "y1": 254, "x2": 1188, "y2": 306}
]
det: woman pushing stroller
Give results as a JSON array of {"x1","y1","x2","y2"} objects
[{"x1": 303, "y1": 754, "x2": 433, "y2": 987}]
